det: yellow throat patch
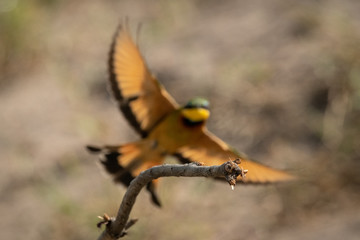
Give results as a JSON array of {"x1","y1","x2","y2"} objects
[{"x1": 181, "y1": 108, "x2": 210, "y2": 122}]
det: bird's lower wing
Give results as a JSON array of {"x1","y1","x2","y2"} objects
[{"x1": 173, "y1": 129, "x2": 295, "y2": 183}]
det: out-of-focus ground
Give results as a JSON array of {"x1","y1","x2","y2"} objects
[{"x1": 1, "y1": 0, "x2": 360, "y2": 239}]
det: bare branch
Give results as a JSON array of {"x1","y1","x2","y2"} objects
[{"x1": 97, "y1": 160, "x2": 245, "y2": 240}]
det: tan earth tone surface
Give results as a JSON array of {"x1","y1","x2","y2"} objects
[{"x1": 1, "y1": 1, "x2": 360, "y2": 239}]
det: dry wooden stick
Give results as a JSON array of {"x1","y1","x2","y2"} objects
[{"x1": 97, "y1": 160, "x2": 245, "y2": 240}]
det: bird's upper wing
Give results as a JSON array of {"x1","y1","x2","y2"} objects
[
  {"x1": 109, "y1": 23, "x2": 179, "y2": 137},
  {"x1": 174, "y1": 129, "x2": 295, "y2": 183}
]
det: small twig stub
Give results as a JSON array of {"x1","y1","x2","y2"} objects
[{"x1": 97, "y1": 213, "x2": 112, "y2": 229}]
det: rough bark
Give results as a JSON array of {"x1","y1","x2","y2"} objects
[{"x1": 97, "y1": 160, "x2": 244, "y2": 239}]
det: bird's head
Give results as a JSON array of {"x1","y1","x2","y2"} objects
[{"x1": 181, "y1": 97, "x2": 210, "y2": 124}]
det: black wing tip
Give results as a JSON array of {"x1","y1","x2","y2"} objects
[
  {"x1": 173, "y1": 152, "x2": 192, "y2": 164},
  {"x1": 86, "y1": 145, "x2": 102, "y2": 153},
  {"x1": 120, "y1": 104, "x2": 148, "y2": 138},
  {"x1": 108, "y1": 19, "x2": 133, "y2": 102},
  {"x1": 151, "y1": 193, "x2": 162, "y2": 207},
  {"x1": 147, "y1": 182, "x2": 162, "y2": 207},
  {"x1": 108, "y1": 23, "x2": 124, "y2": 101}
]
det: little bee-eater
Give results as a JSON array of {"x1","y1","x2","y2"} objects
[{"x1": 87, "y1": 22, "x2": 294, "y2": 206}]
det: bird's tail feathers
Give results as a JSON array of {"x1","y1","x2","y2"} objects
[{"x1": 86, "y1": 140, "x2": 163, "y2": 206}]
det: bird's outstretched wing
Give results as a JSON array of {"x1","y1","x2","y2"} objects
[
  {"x1": 174, "y1": 129, "x2": 295, "y2": 183},
  {"x1": 109, "y1": 22, "x2": 179, "y2": 137}
]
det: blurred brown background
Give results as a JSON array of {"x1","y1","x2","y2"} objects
[{"x1": 1, "y1": 0, "x2": 360, "y2": 239}]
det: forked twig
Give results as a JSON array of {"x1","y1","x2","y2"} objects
[{"x1": 97, "y1": 160, "x2": 245, "y2": 240}]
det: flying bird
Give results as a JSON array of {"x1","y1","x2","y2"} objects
[{"x1": 87, "y1": 22, "x2": 294, "y2": 206}]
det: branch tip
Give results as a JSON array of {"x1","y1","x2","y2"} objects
[
  {"x1": 234, "y1": 158, "x2": 241, "y2": 164},
  {"x1": 224, "y1": 160, "x2": 246, "y2": 188}
]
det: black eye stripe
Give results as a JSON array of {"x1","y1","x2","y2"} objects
[{"x1": 184, "y1": 104, "x2": 209, "y2": 109}]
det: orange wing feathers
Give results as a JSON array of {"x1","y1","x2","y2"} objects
[
  {"x1": 174, "y1": 129, "x2": 295, "y2": 183},
  {"x1": 109, "y1": 23, "x2": 178, "y2": 137}
]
